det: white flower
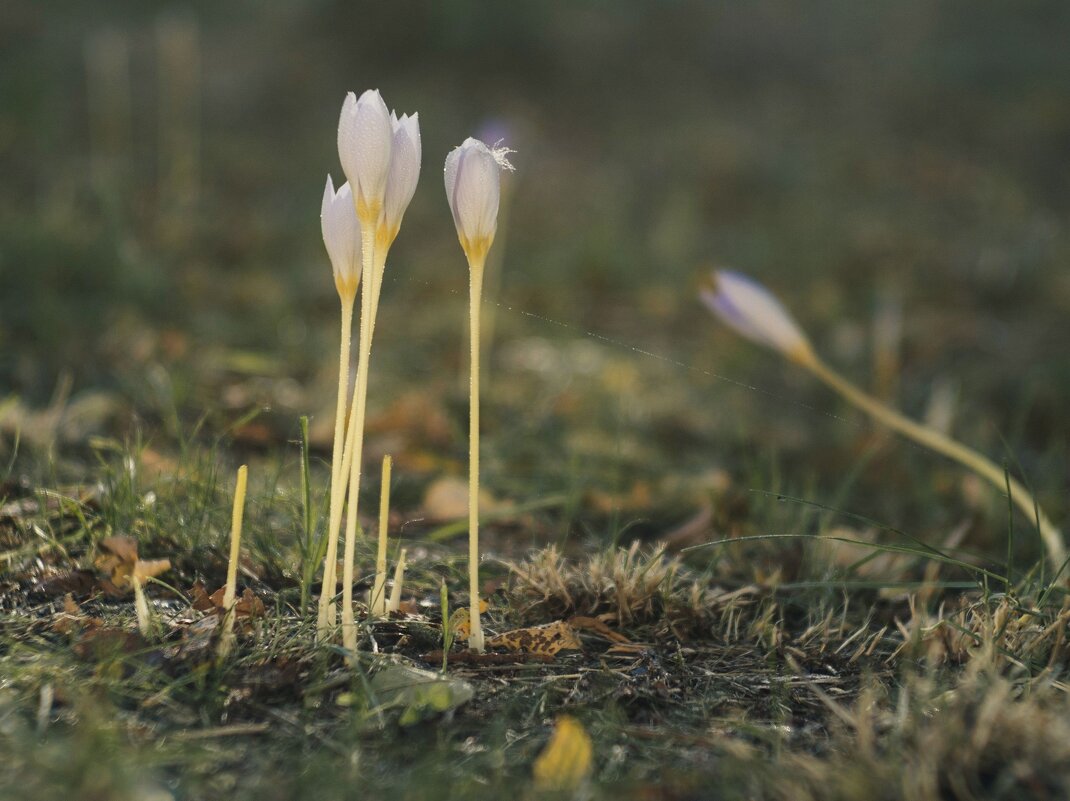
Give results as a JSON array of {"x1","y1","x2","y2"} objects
[
  {"x1": 337, "y1": 89, "x2": 393, "y2": 220},
  {"x1": 700, "y1": 270, "x2": 813, "y2": 362},
  {"x1": 320, "y1": 174, "x2": 361, "y2": 297},
  {"x1": 382, "y1": 111, "x2": 421, "y2": 244},
  {"x1": 444, "y1": 137, "x2": 513, "y2": 263}
]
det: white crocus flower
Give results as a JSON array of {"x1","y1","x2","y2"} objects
[
  {"x1": 698, "y1": 268, "x2": 1066, "y2": 572},
  {"x1": 444, "y1": 136, "x2": 515, "y2": 653},
  {"x1": 444, "y1": 137, "x2": 513, "y2": 265},
  {"x1": 337, "y1": 89, "x2": 394, "y2": 222},
  {"x1": 700, "y1": 270, "x2": 813, "y2": 364},
  {"x1": 381, "y1": 111, "x2": 421, "y2": 247},
  {"x1": 320, "y1": 175, "x2": 362, "y2": 300}
]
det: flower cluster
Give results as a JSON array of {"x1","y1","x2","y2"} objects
[{"x1": 317, "y1": 89, "x2": 511, "y2": 653}]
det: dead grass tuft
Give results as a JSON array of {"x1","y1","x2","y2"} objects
[
  {"x1": 894, "y1": 592, "x2": 1070, "y2": 674},
  {"x1": 767, "y1": 671, "x2": 1070, "y2": 800},
  {"x1": 506, "y1": 542, "x2": 756, "y2": 632}
]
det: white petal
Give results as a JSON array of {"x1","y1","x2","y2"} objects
[
  {"x1": 320, "y1": 174, "x2": 361, "y2": 288},
  {"x1": 337, "y1": 89, "x2": 393, "y2": 212},
  {"x1": 443, "y1": 145, "x2": 462, "y2": 228},
  {"x1": 447, "y1": 138, "x2": 501, "y2": 246},
  {"x1": 703, "y1": 270, "x2": 809, "y2": 357},
  {"x1": 383, "y1": 111, "x2": 421, "y2": 233}
]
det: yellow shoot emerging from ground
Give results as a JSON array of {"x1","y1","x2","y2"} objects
[
  {"x1": 219, "y1": 464, "x2": 248, "y2": 661},
  {"x1": 369, "y1": 454, "x2": 392, "y2": 617},
  {"x1": 702, "y1": 269, "x2": 1066, "y2": 571},
  {"x1": 132, "y1": 577, "x2": 151, "y2": 637},
  {"x1": 387, "y1": 548, "x2": 407, "y2": 614}
]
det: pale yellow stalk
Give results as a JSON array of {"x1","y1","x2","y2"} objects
[
  {"x1": 369, "y1": 455, "x2": 392, "y2": 616},
  {"x1": 340, "y1": 220, "x2": 390, "y2": 652},
  {"x1": 219, "y1": 464, "x2": 248, "y2": 661},
  {"x1": 467, "y1": 255, "x2": 487, "y2": 652},
  {"x1": 317, "y1": 293, "x2": 355, "y2": 637},
  {"x1": 799, "y1": 353, "x2": 1066, "y2": 570},
  {"x1": 132, "y1": 577, "x2": 151, "y2": 637}
]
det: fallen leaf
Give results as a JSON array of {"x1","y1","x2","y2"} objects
[
  {"x1": 447, "y1": 602, "x2": 490, "y2": 643},
  {"x1": 449, "y1": 606, "x2": 472, "y2": 641},
  {"x1": 207, "y1": 586, "x2": 266, "y2": 620},
  {"x1": 94, "y1": 536, "x2": 171, "y2": 592},
  {"x1": 98, "y1": 535, "x2": 139, "y2": 564},
  {"x1": 422, "y1": 476, "x2": 508, "y2": 520},
  {"x1": 36, "y1": 569, "x2": 98, "y2": 598},
  {"x1": 568, "y1": 615, "x2": 632, "y2": 645},
  {"x1": 370, "y1": 664, "x2": 474, "y2": 726},
  {"x1": 487, "y1": 620, "x2": 581, "y2": 657},
  {"x1": 533, "y1": 715, "x2": 593, "y2": 791},
  {"x1": 51, "y1": 593, "x2": 103, "y2": 635},
  {"x1": 190, "y1": 581, "x2": 215, "y2": 612}
]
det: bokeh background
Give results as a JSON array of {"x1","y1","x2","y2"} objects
[{"x1": 2, "y1": 1, "x2": 1068, "y2": 555}]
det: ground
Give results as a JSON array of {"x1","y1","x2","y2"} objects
[{"x1": 2, "y1": 2, "x2": 1070, "y2": 800}]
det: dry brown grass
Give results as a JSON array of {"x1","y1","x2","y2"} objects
[
  {"x1": 762, "y1": 669, "x2": 1070, "y2": 801},
  {"x1": 506, "y1": 542, "x2": 758, "y2": 633}
]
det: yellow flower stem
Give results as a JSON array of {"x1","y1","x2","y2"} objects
[
  {"x1": 801, "y1": 353, "x2": 1066, "y2": 571},
  {"x1": 467, "y1": 255, "x2": 487, "y2": 652},
  {"x1": 369, "y1": 454, "x2": 392, "y2": 617},
  {"x1": 340, "y1": 225, "x2": 379, "y2": 653},
  {"x1": 219, "y1": 464, "x2": 248, "y2": 661},
  {"x1": 317, "y1": 294, "x2": 355, "y2": 638}
]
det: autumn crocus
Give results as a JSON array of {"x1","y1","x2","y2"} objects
[
  {"x1": 327, "y1": 90, "x2": 420, "y2": 651},
  {"x1": 445, "y1": 137, "x2": 514, "y2": 652},
  {"x1": 316, "y1": 177, "x2": 361, "y2": 636},
  {"x1": 701, "y1": 269, "x2": 1066, "y2": 570}
]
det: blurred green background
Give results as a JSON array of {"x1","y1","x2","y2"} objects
[{"x1": 2, "y1": 1, "x2": 1068, "y2": 547}]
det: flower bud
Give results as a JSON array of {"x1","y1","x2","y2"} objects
[
  {"x1": 320, "y1": 174, "x2": 362, "y2": 298},
  {"x1": 700, "y1": 270, "x2": 813, "y2": 362},
  {"x1": 444, "y1": 137, "x2": 513, "y2": 265},
  {"x1": 381, "y1": 111, "x2": 421, "y2": 246},
  {"x1": 337, "y1": 89, "x2": 393, "y2": 222}
]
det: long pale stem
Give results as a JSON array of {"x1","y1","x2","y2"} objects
[
  {"x1": 317, "y1": 296, "x2": 355, "y2": 637},
  {"x1": 802, "y1": 354, "x2": 1066, "y2": 570},
  {"x1": 369, "y1": 454, "x2": 392, "y2": 616},
  {"x1": 340, "y1": 226, "x2": 378, "y2": 653},
  {"x1": 468, "y1": 258, "x2": 486, "y2": 652},
  {"x1": 219, "y1": 464, "x2": 248, "y2": 661}
]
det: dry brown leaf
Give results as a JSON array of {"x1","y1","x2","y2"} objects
[
  {"x1": 51, "y1": 593, "x2": 103, "y2": 635},
  {"x1": 487, "y1": 620, "x2": 581, "y2": 657},
  {"x1": 190, "y1": 581, "x2": 215, "y2": 612},
  {"x1": 37, "y1": 569, "x2": 98, "y2": 598},
  {"x1": 94, "y1": 536, "x2": 170, "y2": 592},
  {"x1": 207, "y1": 586, "x2": 266, "y2": 620},
  {"x1": 568, "y1": 615, "x2": 632, "y2": 644}
]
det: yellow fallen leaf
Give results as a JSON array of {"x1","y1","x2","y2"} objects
[
  {"x1": 488, "y1": 621, "x2": 581, "y2": 657},
  {"x1": 533, "y1": 715, "x2": 593, "y2": 791},
  {"x1": 448, "y1": 602, "x2": 491, "y2": 643},
  {"x1": 449, "y1": 606, "x2": 472, "y2": 641}
]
